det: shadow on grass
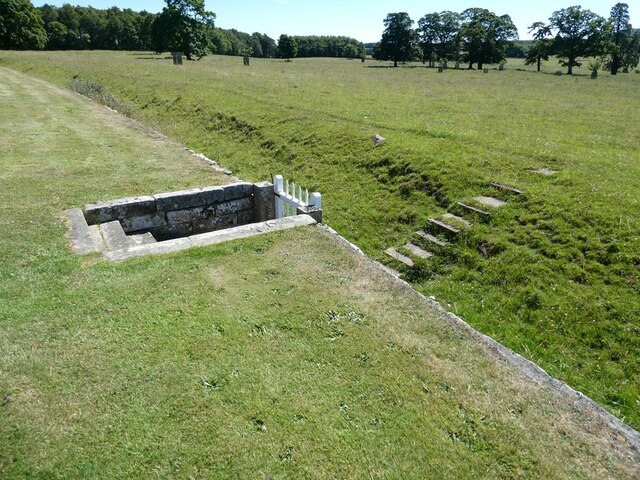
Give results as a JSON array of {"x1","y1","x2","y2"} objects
[
  {"x1": 366, "y1": 65, "x2": 425, "y2": 69},
  {"x1": 134, "y1": 56, "x2": 174, "y2": 61}
]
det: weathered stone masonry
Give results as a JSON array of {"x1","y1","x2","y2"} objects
[{"x1": 84, "y1": 181, "x2": 275, "y2": 241}]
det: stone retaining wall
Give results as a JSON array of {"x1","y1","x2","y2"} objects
[{"x1": 83, "y1": 181, "x2": 275, "y2": 240}]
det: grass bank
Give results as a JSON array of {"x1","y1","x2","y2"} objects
[
  {"x1": 0, "y1": 66, "x2": 638, "y2": 478},
  {"x1": 0, "y1": 51, "x2": 638, "y2": 431}
]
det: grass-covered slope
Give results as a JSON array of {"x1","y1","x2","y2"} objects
[
  {"x1": 0, "y1": 66, "x2": 638, "y2": 478},
  {"x1": 3, "y1": 51, "x2": 636, "y2": 429}
]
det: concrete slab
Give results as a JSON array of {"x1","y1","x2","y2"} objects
[
  {"x1": 474, "y1": 196, "x2": 506, "y2": 208},
  {"x1": 404, "y1": 243, "x2": 433, "y2": 259},
  {"x1": 429, "y1": 219, "x2": 461, "y2": 236},
  {"x1": 444, "y1": 213, "x2": 471, "y2": 227},
  {"x1": 64, "y1": 208, "x2": 102, "y2": 255},
  {"x1": 190, "y1": 215, "x2": 317, "y2": 248},
  {"x1": 99, "y1": 221, "x2": 131, "y2": 251},
  {"x1": 416, "y1": 230, "x2": 448, "y2": 247},
  {"x1": 87, "y1": 225, "x2": 105, "y2": 252},
  {"x1": 456, "y1": 202, "x2": 489, "y2": 217},
  {"x1": 490, "y1": 183, "x2": 523, "y2": 195},
  {"x1": 105, "y1": 237, "x2": 193, "y2": 262},
  {"x1": 384, "y1": 248, "x2": 414, "y2": 267},
  {"x1": 129, "y1": 232, "x2": 156, "y2": 246}
]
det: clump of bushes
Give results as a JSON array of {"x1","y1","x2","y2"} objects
[
  {"x1": 69, "y1": 78, "x2": 131, "y2": 116},
  {"x1": 588, "y1": 60, "x2": 602, "y2": 79}
]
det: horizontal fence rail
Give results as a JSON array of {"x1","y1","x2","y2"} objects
[{"x1": 273, "y1": 175, "x2": 321, "y2": 219}]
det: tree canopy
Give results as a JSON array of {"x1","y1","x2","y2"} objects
[
  {"x1": 524, "y1": 22, "x2": 553, "y2": 72},
  {"x1": 460, "y1": 8, "x2": 518, "y2": 69},
  {"x1": 374, "y1": 12, "x2": 418, "y2": 67},
  {"x1": 605, "y1": 3, "x2": 639, "y2": 74},
  {"x1": 0, "y1": 0, "x2": 47, "y2": 50},
  {"x1": 549, "y1": 6, "x2": 604, "y2": 74},
  {"x1": 151, "y1": 0, "x2": 215, "y2": 60},
  {"x1": 277, "y1": 34, "x2": 298, "y2": 60}
]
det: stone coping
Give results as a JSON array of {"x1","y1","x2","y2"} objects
[{"x1": 103, "y1": 215, "x2": 317, "y2": 262}]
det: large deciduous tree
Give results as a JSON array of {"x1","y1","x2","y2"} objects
[
  {"x1": 460, "y1": 8, "x2": 518, "y2": 70},
  {"x1": 549, "y1": 6, "x2": 604, "y2": 75},
  {"x1": 605, "y1": 3, "x2": 639, "y2": 74},
  {"x1": 277, "y1": 34, "x2": 297, "y2": 60},
  {"x1": 0, "y1": 0, "x2": 47, "y2": 50},
  {"x1": 375, "y1": 12, "x2": 418, "y2": 67},
  {"x1": 151, "y1": 0, "x2": 215, "y2": 60},
  {"x1": 418, "y1": 11, "x2": 461, "y2": 66},
  {"x1": 524, "y1": 22, "x2": 552, "y2": 72}
]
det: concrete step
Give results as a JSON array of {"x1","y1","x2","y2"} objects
[
  {"x1": 416, "y1": 230, "x2": 448, "y2": 247},
  {"x1": 443, "y1": 213, "x2": 471, "y2": 227},
  {"x1": 429, "y1": 219, "x2": 461, "y2": 237},
  {"x1": 474, "y1": 196, "x2": 506, "y2": 208},
  {"x1": 490, "y1": 183, "x2": 523, "y2": 195},
  {"x1": 99, "y1": 220, "x2": 131, "y2": 251},
  {"x1": 384, "y1": 248, "x2": 414, "y2": 267},
  {"x1": 87, "y1": 225, "x2": 106, "y2": 252},
  {"x1": 456, "y1": 202, "x2": 489, "y2": 218},
  {"x1": 403, "y1": 243, "x2": 433, "y2": 259},
  {"x1": 129, "y1": 232, "x2": 157, "y2": 246}
]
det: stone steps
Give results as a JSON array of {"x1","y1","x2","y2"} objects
[
  {"x1": 474, "y1": 196, "x2": 506, "y2": 208},
  {"x1": 429, "y1": 218, "x2": 461, "y2": 237},
  {"x1": 129, "y1": 232, "x2": 157, "y2": 247},
  {"x1": 416, "y1": 230, "x2": 448, "y2": 247},
  {"x1": 384, "y1": 248, "x2": 414, "y2": 267},
  {"x1": 385, "y1": 182, "x2": 524, "y2": 272},
  {"x1": 456, "y1": 202, "x2": 489, "y2": 218},
  {"x1": 490, "y1": 183, "x2": 523, "y2": 195},
  {"x1": 99, "y1": 220, "x2": 157, "y2": 251},
  {"x1": 443, "y1": 213, "x2": 471, "y2": 227},
  {"x1": 403, "y1": 242, "x2": 433, "y2": 259},
  {"x1": 99, "y1": 221, "x2": 131, "y2": 251}
]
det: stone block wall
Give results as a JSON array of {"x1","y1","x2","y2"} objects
[{"x1": 83, "y1": 182, "x2": 275, "y2": 241}]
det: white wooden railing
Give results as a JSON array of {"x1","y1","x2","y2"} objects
[{"x1": 273, "y1": 174, "x2": 321, "y2": 219}]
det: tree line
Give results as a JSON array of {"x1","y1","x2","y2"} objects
[
  {"x1": 0, "y1": 0, "x2": 364, "y2": 60},
  {"x1": 374, "y1": 4, "x2": 639, "y2": 74}
]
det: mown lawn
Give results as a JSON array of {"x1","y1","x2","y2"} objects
[
  {"x1": 2, "y1": 50, "x2": 637, "y2": 430},
  {"x1": 1, "y1": 64, "x2": 639, "y2": 478}
]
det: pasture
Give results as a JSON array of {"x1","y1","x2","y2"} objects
[
  {"x1": 0, "y1": 50, "x2": 638, "y2": 460},
  {"x1": 2, "y1": 64, "x2": 638, "y2": 478}
]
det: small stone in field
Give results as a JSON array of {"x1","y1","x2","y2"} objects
[
  {"x1": 531, "y1": 168, "x2": 557, "y2": 176},
  {"x1": 373, "y1": 134, "x2": 386, "y2": 146}
]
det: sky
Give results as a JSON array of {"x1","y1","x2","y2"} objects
[{"x1": 32, "y1": 0, "x2": 640, "y2": 42}]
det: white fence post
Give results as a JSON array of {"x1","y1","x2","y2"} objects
[
  {"x1": 311, "y1": 192, "x2": 322, "y2": 210},
  {"x1": 274, "y1": 175, "x2": 284, "y2": 219},
  {"x1": 273, "y1": 174, "x2": 321, "y2": 220}
]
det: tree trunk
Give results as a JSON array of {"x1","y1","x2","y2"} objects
[
  {"x1": 468, "y1": 61, "x2": 473, "y2": 69},
  {"x1": 394, "y1": 60, "x2": 398, "y2": 67},
  {"x1": 611, "y1": 54, "x2": 619, "y2": 75},
  {"x1": 477, "y1": 62, "x2": 483, "y2": 70},
  {"x1": 537, "y1": 57, "x2": 541, "y2": 72},
  {"x1": 567, "y1": 63, "x2": 573, "y2": 75}
]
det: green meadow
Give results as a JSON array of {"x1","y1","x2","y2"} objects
[
  {"x1": 2, "y1": 50, "x2": 638, "y2": 429},
  {"x1": 2, "y1": 64, "x2": 638, "y2": 478},
  {"x1": 0, "y1": 47, "x2": 640, "y2": 450}
]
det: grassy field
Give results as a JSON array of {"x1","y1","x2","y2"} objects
[
  {"x1": 2, "y1": 65, "x2": 638, "y2": 478},
  {"x1": 2, "y1": 51, "x2": 637, "y2": 431},
  {"x1": 3, "y1": 50, "x2": 637, "y2": 430}
]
